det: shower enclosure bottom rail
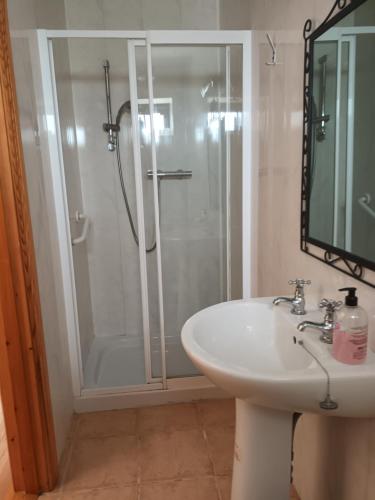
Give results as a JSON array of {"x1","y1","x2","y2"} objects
[{"x1": 76, "y1": 375, "x2": 226, "y2": 413}]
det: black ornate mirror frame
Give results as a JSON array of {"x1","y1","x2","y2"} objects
[{"x1": 301, "y1": 0, "x2": 375, "y2": 288}]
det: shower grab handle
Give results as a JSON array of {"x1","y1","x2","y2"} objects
[
  {"x1": 71, "y1": 211, "x2": 90, "y2": 246},
  {"x1": 146, "y1": 169, "x2": 192, "y2": 180},
  {"x1": 358, "y1": 193, "x2": 375, "y2": 219}
]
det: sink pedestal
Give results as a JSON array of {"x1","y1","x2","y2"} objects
[{"x1": 231, "y1": 400, "x2": 293, "y2": 500}]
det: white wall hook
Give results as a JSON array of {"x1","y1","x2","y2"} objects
[{"x1": 265, "y1": 33, "x2": 282, "y2": 66}]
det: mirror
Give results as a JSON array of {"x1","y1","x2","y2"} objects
[{"x1": 302, "y1": 0, "x2": 375, "y2": 286}]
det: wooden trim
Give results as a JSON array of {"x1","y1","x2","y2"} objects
[
  {"x1": 12, "y1": 494, "x2": 39, "y2": 500},
  {"x1": 0, "y1": 0, "x2": 58, "y2": 495}
]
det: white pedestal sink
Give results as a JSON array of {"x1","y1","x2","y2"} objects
[{"x1": 181, "y1": 297, "x2": 375, "y2": 500}]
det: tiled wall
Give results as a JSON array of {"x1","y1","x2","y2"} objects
[
  {"x1": 221, "y1": 1, "x2": 375, "y2": 499},
  {"x1": 7, "y1": 0, "x2": 74, "y2": 458},
  {"x1": 62, "y1": 0, "x2": 232, "y2": 348},
  {"x1": 64, "y1": 0, "x2": 219, "y2": 30},
  {"x1": 52, "y1": 38, "x2": 95, "y2": 366}
]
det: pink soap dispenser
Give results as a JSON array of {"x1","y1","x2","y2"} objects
[{"x1": 333, "y1": 287, "x2": 368, "y2": 365}]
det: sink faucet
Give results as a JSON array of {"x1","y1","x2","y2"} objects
[
  {"x1": 273, "y1": 278, "x2": 311, "y2": 315},
  {"x1": 297, "y1": 299, "x2": 342, "y2": 344}
]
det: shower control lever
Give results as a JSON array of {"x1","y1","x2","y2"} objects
[{"x1": 147, "y1": 169, "x2": 192, "y2": 180}]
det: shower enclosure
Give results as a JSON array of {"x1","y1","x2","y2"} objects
[{"x1": 35, "y1": 30, "x2": 254, "y2": 409}]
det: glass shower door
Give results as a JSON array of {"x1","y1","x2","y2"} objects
[{"x1": 146, "y1": 43, "x2": 243, "y2": 379}]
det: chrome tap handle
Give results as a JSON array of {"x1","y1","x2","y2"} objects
[
  {"x1": 319, "y1": 299, "x2": 343, "y2": 312},
  {"x1": 289, "y1": 279, "x2": 311, "y2": 301},
  {"x1": 273, "y1": 279, "x2": 311, "y2": 315},
  {"x1": 288, "y1": 279, "x2": 311, "y2": 288}
]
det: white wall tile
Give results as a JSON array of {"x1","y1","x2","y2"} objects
[{"x1": 140, "y1": 0, "x2": 182, "y2": 29}]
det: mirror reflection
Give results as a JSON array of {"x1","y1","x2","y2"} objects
[{"x1": 308, "y1": 0, "x2": 375, "y2": 264}]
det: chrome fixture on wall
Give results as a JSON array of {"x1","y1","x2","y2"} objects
[
  {"x1": 102, "y1": 61, "x2": 193, "y2": 254},
  {"x1": 313, "y1": 55, "x2": 330, "y2": 142},
  {"x1": 103, "y1": 60, "x2": 120, "y2": 151},
  {"x1": 146, "y1": 169, "x2": 192, "y2": 180},
  {"x1": 102, "y1": 59, "x2": 157, "y2": 253}
]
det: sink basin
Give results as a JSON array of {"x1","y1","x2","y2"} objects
[
  {"x1": 182, "y1": 297, "x2": 375, "y2": 418},
  {"x1": 181, "y1": 297, "x2": 375, "y2": 500}
]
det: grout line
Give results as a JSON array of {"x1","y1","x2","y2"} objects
[
  {"x1": 200, "y1": 423, "x2": 223, "y2": 500},
  {"x1": 194, "y1": 400, "x2": 205, "y2": 429},
  {"x1": 196, "y1": 400, "x2": 234, "y2": 500}
]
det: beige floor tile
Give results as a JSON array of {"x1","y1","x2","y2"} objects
[
  {"x1": 216, "y1": 476, "x2": 298, "y2": 500},
  {"x1": 137, "y1": 403, "x2": 199, "y2": 434},
  {"x1": 39, "y1": 486, "x2": 138, "y2": 499},
  {"x1": 58, "y1": 486, "x2": 138, "y2": 499},
  {"x1": 76, "y1": 409, "x2": 137, "y2": 439},
  {"x1": 216, "y1": 475, "x2": 232, "y2": 500},
  {"x1": 197, "y1": 399, "x2": 235, "y2": 429},
  {"x1": 139, "y1": 429, "x2": 212, "y2": 481},
  {"x1": 206, "y1": 426, "x2": 234, "y2": 475},
  {"x1": 140, "y1": 477, "x2": 219, "y2": 500},
  {"x1": 64, "y1": 435, "x2": 138, "y2": 491}
]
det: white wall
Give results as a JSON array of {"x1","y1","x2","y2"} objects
[
  {"x1": 7, "y1": 0, "x2": 74, "y2": 459},
  {"x1": 219, "y1": 0, "x2": 375, "y2": 499}
]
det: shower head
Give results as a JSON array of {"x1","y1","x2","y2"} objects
[{"x1": 103, "y1": 59, "x2": 110, "y2": 70}]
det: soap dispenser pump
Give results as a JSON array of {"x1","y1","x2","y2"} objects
[{"x1": 332, "y1": 287, "x2": 368, "y2": 364}]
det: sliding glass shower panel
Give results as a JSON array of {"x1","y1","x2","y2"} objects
[
  {"x1": 149, "y1": 44, "x2": 243, "y2": 378},
  {"x1": 51, "y1": 38, "x2": 147, "y2": 389}
]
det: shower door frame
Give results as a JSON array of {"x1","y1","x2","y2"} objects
[{"x1": 35, "y1": 29, "x2": 255, "y2": 400}]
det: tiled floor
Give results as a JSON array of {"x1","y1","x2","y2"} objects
[{"x1": 41, "y1": 399, "x2": 300, "y2": 499}]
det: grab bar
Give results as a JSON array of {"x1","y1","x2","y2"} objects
[
  {"x1": 146, "y1": 169, "x2": 192, "y2": 180},
  {"x1": 71, "y1": 211, "x2": 90, "y2": 246},
  {"x1": 358, "y1": 193, "x2": 375, "y2": 219}
]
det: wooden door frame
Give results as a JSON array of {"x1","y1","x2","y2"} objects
[{"x1": 0, "y1": 0, "x2": 58, "y2": 496}]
